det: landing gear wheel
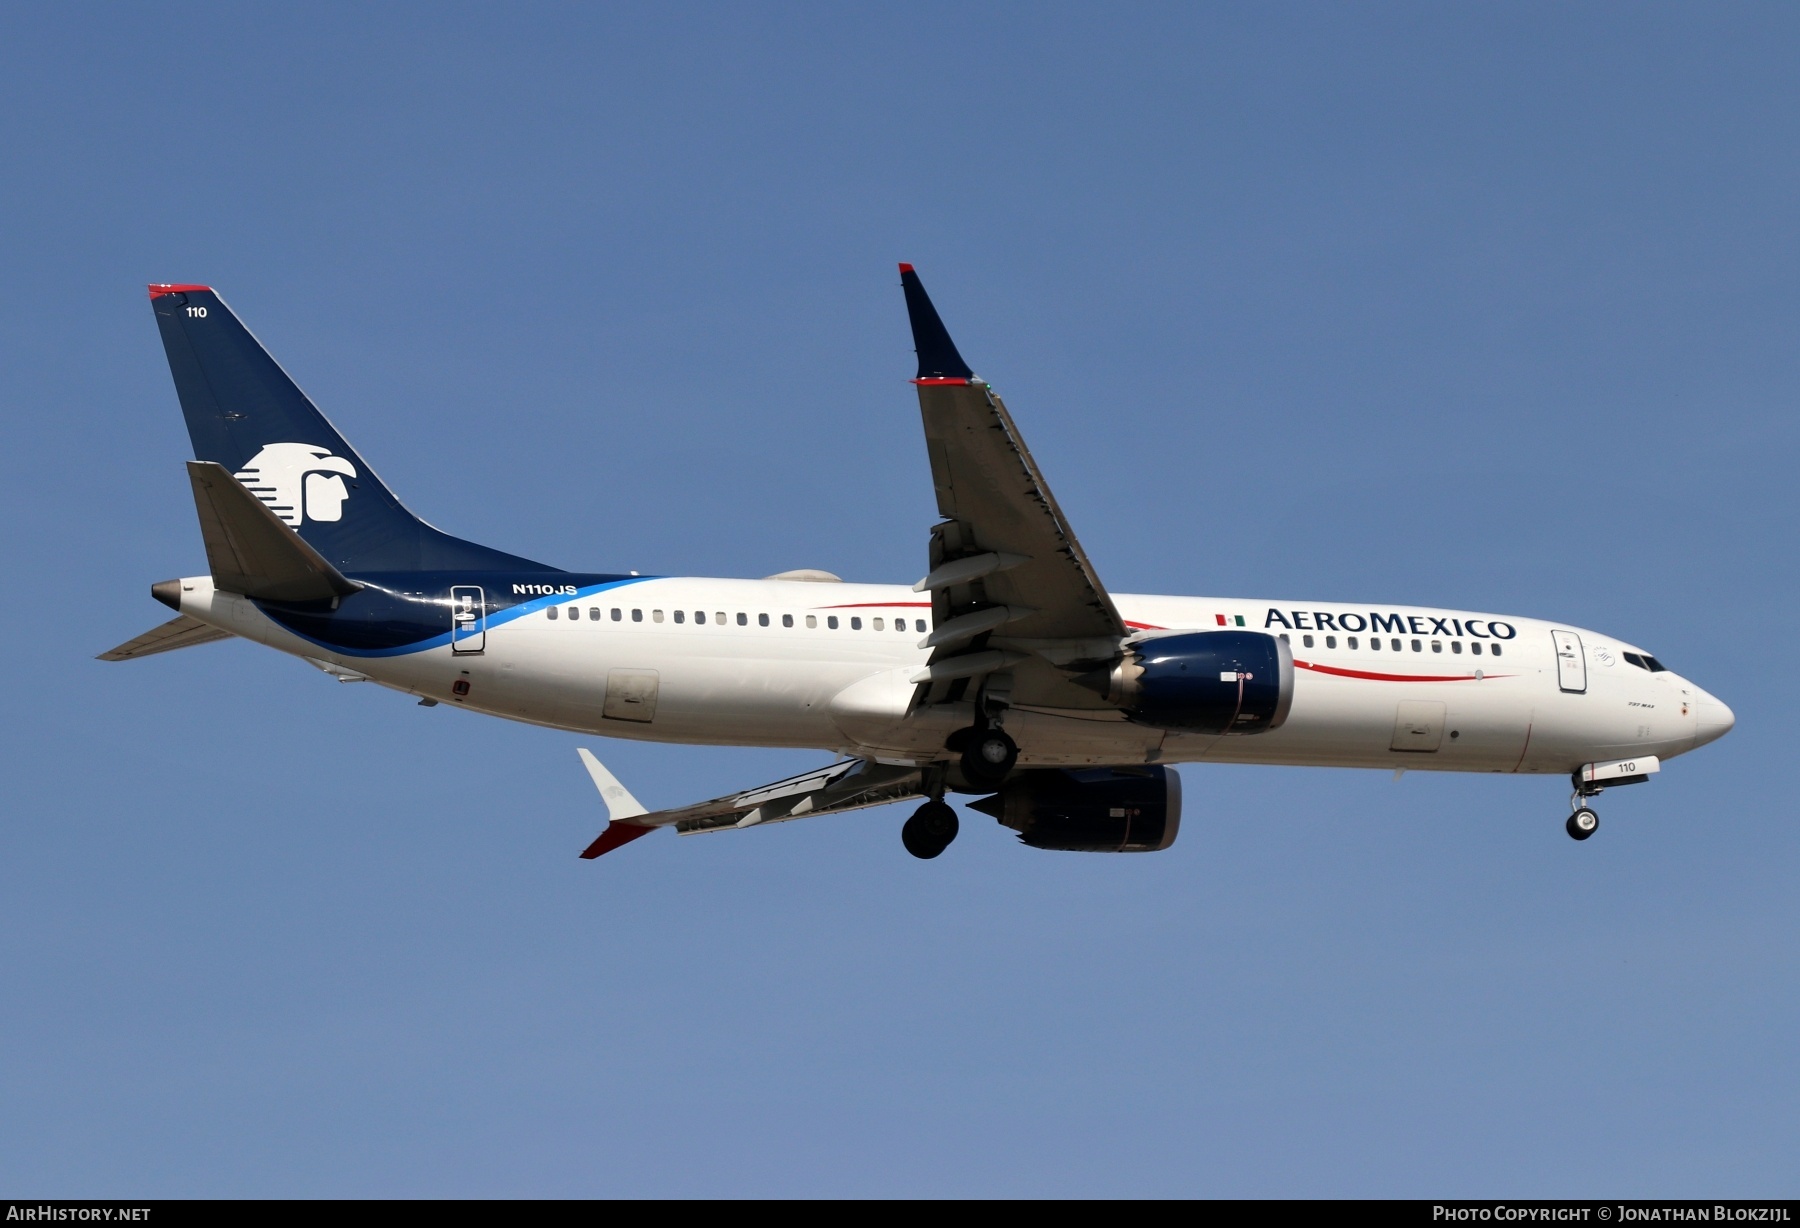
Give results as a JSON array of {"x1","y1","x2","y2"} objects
[
  {"x1": 1566, "y1": 807, "x2": 1599, "y2": 841},
  {"x1": 959, "y1": 728, "x2": 1018, "y2": 791},
  {"x1": 902, "y1": 800, "x2": 960, "y2": 859}
]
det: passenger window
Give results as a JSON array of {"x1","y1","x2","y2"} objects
[
  {"x1": 589, "y1": 608, "x2": 600, "y2": 620},
  {"x1": 633, "y1": 609, "x2": 643, "y2": 622},
  {"x1": 911, "y1": 619, "x2": 922, "y2": 632},
  {"x1": 850, "y1": 617, "x2": 862, "y2": 630},
  {"x1": 828, "y1": 616, "x2": 839, "y2": 629},
  {"x1": 1391, "y1": 638, "x2": 1401, "y2": 651},
  {"x1": 1451, "y1": 641, "x2": 1463, "y2": 654},
  {"x1": 652, "y1": 610, "x2": 663, "y2": 623},
  {"x1": 805, "y1": 615, "x2": 817, "y2": 629},
  {"x1": 1347, "y1": 636, "x2": 1358, "y2": 649},
  {"x1": 781, "y1": 614, "x2": 793, "y2": 627},
  {"x1": 737, "y1": 612, "x2": 748, "y2": 626},
  {"x1": 547, "y1": 606, "x2": 558, "y2": 620},
  {"x1": 1370, "y1": 637, "x2": 1380, "y2": 650},
  {"x1": 694, "y1": 611, "x2": 705, "y2": 625},
  {"x1": 1279, "y1": 633, "x2": 1290, "y2": 643},
  {"x1": 674, "y1": 610, "x2": 685, "y2": 624},
  {"x1": 873, "y1": 617, "x2": 885, "y2": 631},
  {"x1": 612, "y1": 608, "x2": 622, "y2": 621},
  {"x1": 1303, "y1": 634, "x2": 1314, "y2": 648},
  {"x1": 1491, "y1": 644, "x2": 1502, "y2": 657},
  {"x1": 1411, "y1": 639, "x2": 1422, "y2": 652},
  {"x1": 1431, "y1": 640, "x2": 1442, "y2": 653},
  {"x1": 716, "y1": 612, "x2": 725, "y2": 625},
  {"x1": 1470, "y1": 641, "x2": 1481, "y2": 655},
  {"x1": 1325, "y1": 635, "x2": 1336, "y2": 649}
]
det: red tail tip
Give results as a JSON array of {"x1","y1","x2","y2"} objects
[
  {"x1": 148, "y1": 283, "x2": 212, "y2": 299},
  {"x1": 579, "y1": 821, "x2": 655, "y2": 860},
  {"x1": 897, "y1": 263, "x2": 915, "y2": 274}
]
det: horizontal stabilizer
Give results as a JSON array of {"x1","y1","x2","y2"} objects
[
  {"x1": 97, "y1": 614, "x2": 232, "y2": 662},
  {"x1": 187, "y1": 461, "x2": 362, "y2": 604}
]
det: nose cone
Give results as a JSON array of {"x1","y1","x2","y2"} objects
[{"x1": 1694, "y1": 696, "x2": 1736, "y2": 749}]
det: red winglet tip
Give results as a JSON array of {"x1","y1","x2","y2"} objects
[
  {"x1": 579, "y1": 821, "x2": 655, "y2": 860},
  {"x1": 898, "y1": 262, "x2": 914, "y2": 274},
  {"x1": 148, "y1": 283, "x2": 213, "y2": 299}
]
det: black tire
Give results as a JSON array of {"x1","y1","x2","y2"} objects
[
  {"x1": 959, "y1": 728, "x2": 1018, "y2": 790},
  {"x1": 902, "y1": 801, "x2": 960, "y2": 859},
  {"x1": 1566, "y1": 808, "x2": 1599, "y2": 841}
]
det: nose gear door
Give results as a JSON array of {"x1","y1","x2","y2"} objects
[
  {"x1": 1552, "y1": 630, "x2": 1586, "y2": 694},
  {"x1": 451, "y1": 586, "x2": 486, "y2": 654}
]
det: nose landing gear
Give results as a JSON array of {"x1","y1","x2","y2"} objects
[
  {"x1": 1566, "y1": 806, "x2": 1600, "y2": 841},
  {"x1": 1566, "y1": 772, "x2": 1604, "y2": 841},
  {"x1": 902, "y1": 799, "x2": 960, "y2": 859}
]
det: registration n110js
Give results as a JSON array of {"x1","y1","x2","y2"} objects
[{"x1": 104, "y1": 268, "x2": 1734, "y2": 860}]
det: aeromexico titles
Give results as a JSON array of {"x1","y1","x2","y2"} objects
[{"x1": 104, "y1": 268, "x2": 1733, "y2": 860}]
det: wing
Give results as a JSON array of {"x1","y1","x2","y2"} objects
[
  {"x1": 575, "y1": 752, "x2": 924, "y2": 859},
  {"x1": 97, "y1": 614, "x2": 233, "y2": 661},
  {"x1": 900, "y1": 265, "x2": 1125, "y2": 711}
]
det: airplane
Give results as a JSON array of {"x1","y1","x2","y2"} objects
[{"x1": 103, "y1": 267, "x2": 1735, "y2": 860}]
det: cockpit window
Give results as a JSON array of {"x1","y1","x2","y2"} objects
[{"x1": 1623, "y1": 652, "x2": 1670, "y2": 673}]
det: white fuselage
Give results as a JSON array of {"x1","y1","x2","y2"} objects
[{"x1": 174, "y1": 575, "x2": 1734, "y2": 777}]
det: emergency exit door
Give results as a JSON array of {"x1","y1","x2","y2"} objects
[
  {"x1": 450, "y1": 586, "x2": 486, "y2": 654},
  {"x1": 1552, "y1": 629, "x2": 1586, "y2": 693}
]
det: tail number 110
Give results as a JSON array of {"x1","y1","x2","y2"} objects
[{"x1": 186, "y1": 306, "x2": 207, "y2": 318}]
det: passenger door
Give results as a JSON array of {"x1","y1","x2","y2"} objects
[
  {"x1": 1552, "y1": 630, "x2": 1587, "y2": 694},
  {"x1": 450, "y1": 585, "x2": 486, "y2": 654}
]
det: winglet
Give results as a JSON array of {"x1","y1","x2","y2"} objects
[
  {"x1": 898, "y1": 263, "x2": 974, "y2": 384},
  {"x1": 576, "y1": 748, "x2": 655, "y2": 859},
  {"x1": 577, "y1": 749, "x2": 648, "y2": 820}
]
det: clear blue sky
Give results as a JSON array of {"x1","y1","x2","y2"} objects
[{"x1": 2, "y1": 3, "x2": 1794, "y2": 1196}]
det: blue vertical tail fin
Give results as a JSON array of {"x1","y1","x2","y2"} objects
[{"x1": 149, "y1": 284, "x2": 555, "y2": 575}]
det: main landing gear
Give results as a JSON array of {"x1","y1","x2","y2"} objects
[
  {"x1": 903, "y1": 799, "x2": 960, "y2": 859},
  {"x1": 957, "y1": 726, "x2": 1018, "y2": 792},
  {"x1": 906, "y1": 701, "x2": 1018, "y2": 859}
]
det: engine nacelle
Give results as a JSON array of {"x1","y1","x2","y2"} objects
[
  {"x1": 969, "y1": 766, "x2": 1181, "y2": 852},
  {"x1": 1106, "y1": 630, "x2": 1294, "y2": 734}
]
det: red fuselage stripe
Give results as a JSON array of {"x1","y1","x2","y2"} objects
[{"x1": 1295, "y1": 659, "x2": 1508, "y2": 683}]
